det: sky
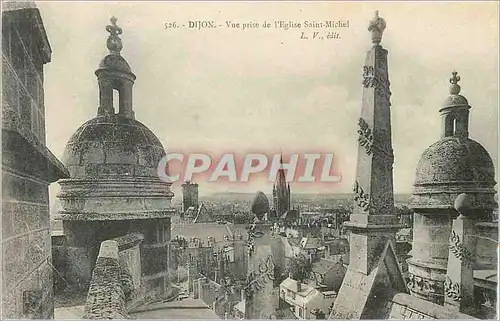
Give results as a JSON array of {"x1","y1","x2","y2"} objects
[{"x1": 36, "y1": 1, "x2": 499, "y2": 200}]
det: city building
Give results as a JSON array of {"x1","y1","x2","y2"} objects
[
  {"x1": 182, "y1": 181, "x2": 199, "y2": 214},
  {"x1": 2, "y1": 2, "x2": 69, "y2": 318},
  {"x1": 280, "y1": 277, "x2": 336, "y2": 319}
]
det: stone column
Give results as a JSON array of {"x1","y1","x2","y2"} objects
[
  {"x1": 244, "y1": 222, "x2": 277, "y2": 319},
  {"x1": 330, "y1": 12, "x2": 402, "y2": 319},
  {"x1": 444, "y1": 194, "x2": 476, "y2": 315}
]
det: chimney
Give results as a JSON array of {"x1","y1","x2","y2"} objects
[{"x1": 240, "y1": 288, "x2": 245, "y2": 302}]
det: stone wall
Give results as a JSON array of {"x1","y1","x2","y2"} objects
[
  {"x1": 82, "y1": 232, "x2": 149, "y2": 318},
  {"x1": 2, "y1": 5, "x2": 68, "y2": 319},
  {"x1": 113, "y1": 233, "x2": 144, "y2": 293},
  {"x1": 474, "y1": 222, "x2": 498, "y2": 270},
  {"x1": 83, "y1": 240, "x2": 128, "y2": 319}
]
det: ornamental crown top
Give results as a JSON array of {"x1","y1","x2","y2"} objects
[
  {"x1": 106, "y1": 16, "x2": 123, "y2": 54},
  {"x1": 449, "y1": 71, "x2": 461, "y2": 95},
  {"x1": 368, "y1": 10, "x2": 386, "y2": 45}
]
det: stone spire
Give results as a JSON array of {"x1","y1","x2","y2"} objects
[
  {"x1": 345, "y1": 10, "x2": 400, "y2": 274},
  {"x1": 96, "y1": 16, "x2": 136, "y2": 119},
  {"x1": 330, "y1": 11, "x2": 404, "y2": 319},
  {"x1": 273, "y1": 155, "x2": 291, "y2": 217}
]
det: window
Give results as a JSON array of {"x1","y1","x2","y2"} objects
[{"x1": 113, "y1": 88, "x2": 119, "y2": 112}]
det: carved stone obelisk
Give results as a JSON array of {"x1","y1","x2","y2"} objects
[
  {"x1": 244, "y1": 220, "x2": 277, "y2": 319},
  {"x1": 330, "y1": 11, "x2": 402, "y2": 319}
]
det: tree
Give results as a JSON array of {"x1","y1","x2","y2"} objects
[
  {"x1": 311, "y1": 309, "x2": 326, "y2": 319},
  {"x1": 286, "y1": 254, "x2": 312, "y2": 282}
]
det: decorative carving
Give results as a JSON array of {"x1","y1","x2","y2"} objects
[
  {"x1": 362, "y1": 66, "x2": 375, "y2": 88},
  {"x1": 374, "y1": 71, "x2": 391, "y2": 102},
  {"x1": 244, "y1": 256, "x2": 275, "y2": 298},
  {"x1": 449, "y1": 230, "x2": 472, "y2": 267},
  {"x1": 368, "y1": 10, "x2": 386, "y2": 45},
  {"x1": 444, "y1": 277, "x2": 461, "y2": 302},
  {"x1": 357, "y1": 118, "x2": 373, "y2": 155},
  {"x1": 353, "y1": 180, "x2": 371, "y2": 211},
  {"x1": 362, "y1": 58, "x2": 391, "y2": 104},
  {"x1": 106, "y1": 16, "x2": 123, "y2": 54},
  {"x1": 23, "y1": 290, "x2": 43, "y2": 316},
  {"x1": 407, "y1": 273, "x2": 442, "y2": 295},
  {"x1": 449, "y1": 71, "x2": 461, "y2": 95}
]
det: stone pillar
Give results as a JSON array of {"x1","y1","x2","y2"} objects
[
  {"x1": 330, "y1": 12, "x2": 402, "y2": 319},
  {"x1": 119, "y1": 80, "x2": 135, "y2": 119},
  {"x1": 244, "y1": 222, "x2": 277, "y2": 319},
  {"x1": 444, "y1": 194, "x2": 476, "y2": 315}
]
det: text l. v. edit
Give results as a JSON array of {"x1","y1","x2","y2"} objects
[{"x1": 301, "y1": 31, "x2": 341, "y2": 40}]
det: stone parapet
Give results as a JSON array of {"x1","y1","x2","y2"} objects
[
  {"x1": 83, "y1": 240, "x2": 127, "y2": 319},
  {"x1": 112, "y1": 232, "x2": 145, "y2": 251}
]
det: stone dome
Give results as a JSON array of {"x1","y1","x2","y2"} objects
[
  {"x1": 415, "y1": 137, "x2": 494, "y2": 184},
  {"x1": 441, "y1": 94, "x2": 469, "y2": 110},
  {"x1": 411, "y1": 137, "x2": 496, "y2": 213},
  {"x1": 62, "y1": 114, "x2": 166, "y2": 179},
  {"x1": 97, "y1": 54, "x2": 132, "y2": 73}
]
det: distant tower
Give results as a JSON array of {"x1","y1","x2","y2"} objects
[
  {"x1": 182, "y1": 181, "x2": 199, "y2": 213},
  {"x1": 407, "y1": 72, "x2": 496, "y2": 305},
  {"x1": 273, "y1": 156, "x2": 291, "y2": 217},
  {"x1": 56, "y1": 17, "x2": 175, "y2": 300}
]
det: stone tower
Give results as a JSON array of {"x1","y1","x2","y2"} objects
[
  {"x1": 182, "y1": 181, "x2": 199, "y2": 213},
  {"x1": 330, "y1": 11, "x2": 403, "y2": 319},
  {"x1": 407, "y1": 72, "x2": 496, "y2": 305},
  {"x1": 55, "y1": 17, "x2": 175, "y2": 298},
  {"x1": 2, "y1": 3, "x2": 69, "y2": 318},
  {"x1": 273, "y1": 156, "x2": 291, "y2": 217}
]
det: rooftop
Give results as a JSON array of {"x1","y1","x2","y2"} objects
[{"x1": 130, "y1": 299, "x2": 219, "y2": 319}]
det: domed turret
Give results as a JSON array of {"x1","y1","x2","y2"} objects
[
  {"x1": 408, "y1": 72, "x2": 497, "y2": 306},
  {"x1": 55, "y1": 18, "x2": 174, "y2": 300},
  {"x1": 57, "y1": 17, "x2": 174, "y2": 219},
  {"x1": 411, "y1": 72, "x2": 497, "y2": 218}
]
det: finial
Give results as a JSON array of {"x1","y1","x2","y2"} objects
[
  {"x1": 454, "y1": 193, "x2": 471, "y2": 218},
  {"x1": 106, "y1": 16, "x2": 123, "y2": 54},
  {"x1": 449, "y1": 71, "x2": 461, "y2": 95},
  {"x1": 368, "y1": 10, "x2": 386, "y2": 45}
]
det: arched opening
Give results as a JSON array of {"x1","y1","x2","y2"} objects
[
  {"x1": 112, "y1": 89, "x2": 119, "y2": 114},
  {"x1": 444, "y1": 114, "x2": 455, "y2": 137}
]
